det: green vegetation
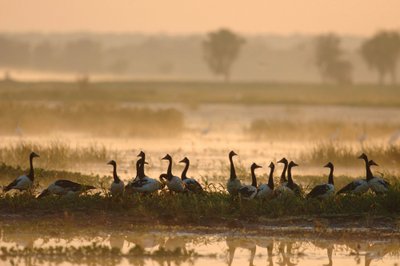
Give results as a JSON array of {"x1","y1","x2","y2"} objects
[
  {"x1": 0, "y1": 101, "x2": 183, "y2": 137},
  {"x1": 1, "y1": 164, "x2": 400, "y2": 222},
  {"x1": 1, "y1": 81, "x2": 400, "y2": 107},
  {"x1": 0, "y1": 141, "x2": 114, "y2": 169},
  {"x1": 0, "y1": 163, "x2": 109, "y2": 189},
  {"x1": 300, "y1": 142, "x2": 400, "y2": 166}
]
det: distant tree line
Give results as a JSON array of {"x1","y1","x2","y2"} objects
[
  {"x1": 0, "y1": 30, "x2": 399, "y2": 84},
  {"x1": 314, "y1": 31, "x2": 400, "y2": 85}
]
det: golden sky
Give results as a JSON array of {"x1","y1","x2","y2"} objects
[{"x1": 0, "y1": 0, "x2": 399, "y2": 35}]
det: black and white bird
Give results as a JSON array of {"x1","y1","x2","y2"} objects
[
  {"x1": 307, "y1": 162, "x2": 335, "y2": 199},
  {"x1": 277, "y1": 160, "x2": 302, "y2": 196},
  {"x1": 358, "y1": 153, "x2": 390, "y2": 194},
  {"x1": 277, "y1": 157, "x2": 288, "y2": 185},
  {"x1": 256, "y1": 162, "x2": 275, "y2": 199},
  {"x1": 276, "y1": 158, "x2": 302, "y2": 195},
  {"x1": 285, "y1": 161, "x2": 302, "y2": 196},
  {"x1": 37, "y1": 180, "x2": 96, "y2": 198},
  {"x1": 226, "y1": 151, "x2": 242, "y2": 196},
  {"x1": 160, "y1": 154, "x2": 186, "y2": 193},
  {"x1": 3, "y1": 152, "x2": 39, "y2": 192},
  {"x1": 337, "y1": 154, "x2": 371, "y2": 195},
  {"x1": 239, "y1": 163, "x2": 262, "y2": 200},
  {"x1": 179, "y1": 157, "x2": 203, "y2": 193},
  {"x1": 107, "y1": 160, "x2": 124, "y2": 197},
  {"x1": 126, "y1": 158, "x2": 163, "y2": 193}
]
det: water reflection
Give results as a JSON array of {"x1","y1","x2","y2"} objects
[{"x1": 1, "y1": 227, "x2": 400, "y2": 266}]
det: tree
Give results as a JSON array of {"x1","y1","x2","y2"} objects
[
  {"x1": 315, "y1": 33, "x2": 353, "y2": 84},
  {"x1": 203, "y1": 29, "x2": 245, "y2": 82},
  {"x1": 361, "y1": 31, "x2": 400, "y2": 85}
]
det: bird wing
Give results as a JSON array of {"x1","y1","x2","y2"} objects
[
  {"x1": 54, "y1": 180, "x2": 83, "y2": 191},
  {"x1": 337, "y1": 181, "x2": 359, "y2": 194},
  {"x1": 239, "y1": 186, "x2": 256, "y2": 198},
  {"x1": 184, "y1": 178, "x2": 203, "y2": 192},
  {"x1": 3, "y1": 177, "x2": 22, "y2": 192},
  {"x1": 307, "y1": 184, "x2": 329, "y2": 198}
]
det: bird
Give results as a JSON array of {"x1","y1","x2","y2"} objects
[
  {"x1": 37, "y1": 180, "x2": 96, "y2": 198},
  {"x1": 126, "y1": 158, "x2": 163, "y2": 193},
  {"x1": 307, "y1": 162, "x2": 335, "y2": 199},
  {"x1": 276, "y1": 160, "x2": 302, "y2": 196},
  {"x1": 107, "y1": 160, "x2": 124, "y2": 197},
  {"x1": 337, "y1": 154, "x2": 371, "y2": 195},
  {"x1": 239, "y1": 163, "x2": 262, "y2": 200},
  {"x1": 160, "y1": 154, "x2": 186, "y2": 193},
  {"x1": 358, "y1": 153, "x2": 390, "y2": 194},
  {"x1": 277, "y1": 157, "x2": 289, "y2": 184},
  {"x1": 276, "y1": 158, "x2": 301, "y2": 195},
  {"x1": 226, "y1": 151, "x2": 242, "y2": 196},
  {"x1": 3, "y1": 152, "x2": 39, "y2": 193},
  {"x1": 256, "y1": 162, "x2": 275, "y2": 199},
  {"x1": 179, "y1": 157, "x2": 203, "y2": 193}
]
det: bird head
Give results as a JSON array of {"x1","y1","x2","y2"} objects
[
  {"x1": 251, "y1": 163, "x2": 262, "y2": 170},
  {"x1": 179, "y1": 157, "x2": 189, "y2": 164},
  {"x1": 161, "y1": 154, "x2": 172, "y2": 161},
  {"x1": 30, "y1": 152, "x2": 40, "y2": 159},
  {"x1": 277, "y1": 157, "x2": 288, "y2": 164}
]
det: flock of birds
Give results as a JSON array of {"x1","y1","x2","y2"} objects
[{"x1": 1, "y1": 150, "x2": 391, "y2": 200}]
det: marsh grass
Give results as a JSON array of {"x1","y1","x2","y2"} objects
[
  {"x1": 0, "y1": 141, "x2": 114, "y2": 169},
  {"x1": 301, "y1": 142, "x2": 400, "y2": 166},
  {"x1": 0, "y1": 243, "x2": 199, "y2": 265},
  {"x1": 1, "y1": 81, "x2": 400, "y2": 107},
  {"x1": 247, "y1": 119, "x2": 400, "y2": 141},
  {"x1": 1, "y1": 176, "x2": 400, "y2": 221},
  {"x1": 0, "y1": 101, "x2": 183, "y2": 137},
  {"x1": 0, "y1": 163, "x2": 110, "y2": 190}
]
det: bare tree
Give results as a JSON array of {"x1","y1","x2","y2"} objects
[
  {"x1": 361, "y1": 31, "x2": 400, "y2": 85},
  {"x1": 315, "y1": 33, "x2": 353, "y2": 84},
  {"x1": 203, "y1": 29, "x2": 245, "y2": 82}
]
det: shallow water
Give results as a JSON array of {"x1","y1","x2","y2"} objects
[{"x1": 1, "y1": 226, "x2": 400, "y2": 266}]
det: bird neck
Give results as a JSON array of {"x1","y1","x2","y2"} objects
[
  {"x1": 136, "y1": 160, "x2": 142, "y2": 179},
  {"x1": 28, "y1": 156, "x2": 35, "y2": 181},
  {"x1": 112, "y1": 164, "x2": 120, "y2": 182},
  {"x1": 328, "y1": 167, "x2": 334, "y2": 185},
  {"x1": 166, "y1": 158, "x2": 173, "y2": 177},
  {"x1": 181, "y1": 161, "x2": 189, "y2": 180},
  {"x1": 287, "y1": 165, "x2": 294, "y2": 185},
  {"x1": 139, "y1": 160, "x2": 146, "y2": 178},
  {"x1": 268, "y1": 167, "x2": 274, "y2": 190},
  {"x1": 366, "y1": 163, "x2": 374, "y2": 181},
  {"x1": 280, "y1": 162, "x2": 288, "y2": 183},
  {"x1": 229, "y1": 156, "x2": 237, "y2": 180},
  {"x1": 251, "y1": 168, "x2": 257, "y2": 187}
]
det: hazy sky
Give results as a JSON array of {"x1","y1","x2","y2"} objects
[{"x1": 0, "y1": 0, "x2": 399, "y2": 35}]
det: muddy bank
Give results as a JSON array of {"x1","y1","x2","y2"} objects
[{"x1": 1, "y1": 212, "x2": 399, "y2": 241}]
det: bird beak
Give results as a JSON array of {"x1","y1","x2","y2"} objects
[
  {"x1": 292, "y1": 162, "x2": 299, "y2": 167},
  {"x1": 179, "y1": 159, "x2": 185, "y2": 163},
  {"x1": 107, "y1": 161, "x2": 113, "y2": 165},
  {"x1": 161, "y1": 155, "x2": 168, "y2": 160},
  {"x1": 256, "y1": 164, "x2": 262, "y2": 169},
  {"x1": 323, "y1": 163, "x2": 330, "y2": 168},
  {"x1": 277, "y1": 158, "x2": 285, "y2": 163}
]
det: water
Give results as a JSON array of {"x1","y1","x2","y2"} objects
[{"x1": 1, "y1": 225, "x2": 399, "y2": 266}]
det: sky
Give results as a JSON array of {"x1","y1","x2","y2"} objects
[{"x1": 0, "y1": 0, "x2": 399, "y2": 35}]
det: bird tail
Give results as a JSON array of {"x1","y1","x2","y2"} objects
[{"x1": 37, "y1": 189, "x2": 50, "y2": 199}]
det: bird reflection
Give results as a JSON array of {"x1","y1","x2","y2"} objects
[{"x1": 225, "y1": 236, "x2": 256, "y2": 266}]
